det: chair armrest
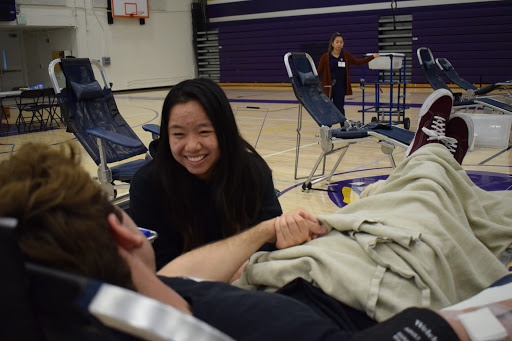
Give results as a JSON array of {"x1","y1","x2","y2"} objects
[
  {"x1": 142, "y1": 124, "x2": 160, "y2": 136},
  {"x1": 86, "y1": 127, "x2": 143, "y2": 148}
]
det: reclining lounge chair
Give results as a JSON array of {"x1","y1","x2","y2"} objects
[
  {"x1": 1, "y1": 217, "x2": 233, "y2": 341},
  {"x1": 435, "y1": 57, "x2": 512, "y2": 99},
  {"x1": 284, "y1": 52, "x2": 414, "y2": 191},
  {"x1": 48, "y1": 58, "x2": 159, "y2": 199},
  {"x1": 417, "y1": 47, "x2": 512, "y2": 116}
]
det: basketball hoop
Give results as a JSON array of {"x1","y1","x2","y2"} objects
[{"x1": 112, "y1": 0, "x2": 149, "y2": 18}]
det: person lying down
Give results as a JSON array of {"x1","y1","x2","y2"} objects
[
  {"x1": 2, "y1": 88, "x2": 511, "y2": 340},
  {"x1": 233, "y1": 89, "x2": 512, "y2": 322},
  {"x1": 2, "y1": 141, "x2": 512, "y2": 341}
]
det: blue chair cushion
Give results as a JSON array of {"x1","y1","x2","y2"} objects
[
  {"x1": 70, "y1": 80, "x2": 104, "y2": 100},
  {"x1": 111, "y1": 159, "x2": 148, "y2": 182},
  {"x1": 298, "y1": 71, "x2": 319, "y2": 86}
]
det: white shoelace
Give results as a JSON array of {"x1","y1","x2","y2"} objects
[{"x1": 421, "y1": 115, "x2": 458, "y2": 153}]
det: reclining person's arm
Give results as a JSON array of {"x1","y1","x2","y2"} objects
[{"x1": 157, "y1": 209, "x2": 326, "y2": 282}]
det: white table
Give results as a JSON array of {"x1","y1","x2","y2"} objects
[{"x1": 0, "y1": 90, "x2": 21, "y2": 98}]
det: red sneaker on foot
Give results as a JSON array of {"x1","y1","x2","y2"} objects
[
  {"x1": 443, "y1": 114, "x2": 474, "y2": 165},
  {"x1": 404, "y1": 89, "x2": 453, "y2": 158}
]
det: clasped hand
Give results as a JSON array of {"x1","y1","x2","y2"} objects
[{"x1": 273, "y1": 209, "x2": 327, "y2": 249}]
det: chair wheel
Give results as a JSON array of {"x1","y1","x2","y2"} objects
[
  {"x1": 302, "y1": 182, "x2": 312, "y2": 191},
  {"x1": 403, "y1": 117, "x2": 411, "y2": 130}
]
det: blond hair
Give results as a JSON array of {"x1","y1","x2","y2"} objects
[{"x1": 0, "y1": 142, "x2": 133, "y2": 289}]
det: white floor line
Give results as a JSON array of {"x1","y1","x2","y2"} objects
[{"x1": 262, "y1": 142, "x2": 318, "y2": 158}]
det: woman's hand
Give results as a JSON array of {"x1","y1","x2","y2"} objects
[{"x1": 274, "y1": 209, "x2": 327, "y2": 249}]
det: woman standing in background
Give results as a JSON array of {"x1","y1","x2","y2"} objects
[{"x1": 317, "y1": 32, "x2": 378, "y2": 115}]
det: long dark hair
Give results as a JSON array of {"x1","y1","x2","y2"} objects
[
  {"x1": 328, "y1": 32, "x2": 344, "y2": 52},
  {"x1": 156, "y1": 78, "x2": 268, "y2": 251}
]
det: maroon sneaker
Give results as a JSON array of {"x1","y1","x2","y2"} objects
[
  {"x1": 443, "y1": 114, "x2": 474, "y2": 164},
  {"x1": 404, "y1": 89, "x2": 453, "y2": 158}
]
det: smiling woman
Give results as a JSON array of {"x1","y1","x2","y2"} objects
[
  {"x1": 129, "y1": 78, "x2": 283, "y2": 270},
  {"x1": 167, "y1": 100, "x2": 220, "y2": 180}
]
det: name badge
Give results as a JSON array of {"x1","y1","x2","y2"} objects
[{"x1": 338, "y1": 61, "x2": 346, "y2": 68}]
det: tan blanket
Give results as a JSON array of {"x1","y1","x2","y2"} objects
[{"x1": 234, "y1": 144, "x2": 512, "y2": 322}]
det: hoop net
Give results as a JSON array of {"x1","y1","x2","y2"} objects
[{"x1": 128, "y1": 11, "x2": 145, "y2": 17}]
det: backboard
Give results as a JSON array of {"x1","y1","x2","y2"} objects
[{"x1": 111, "y1": 0, "x2": 149, "y2": 18}]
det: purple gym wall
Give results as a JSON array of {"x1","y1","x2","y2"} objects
[{"x1": 206, "y1": 0, "x2": 512, "y2": 85}]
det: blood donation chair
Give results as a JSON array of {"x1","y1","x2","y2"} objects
[
  {"x1": 417, "y1": 47, "x2": 512, "y2": 116},
  {"x1": 48, "y1": 58, "x2": 159, "y2": 199},
  {"x1": 284, "y1": 52, "x2": 414, "y2": 191},
  {"x1": 435, "y1": 57, "x2": 512, "y2": 100},
  {"x1": 1, "y1": 217, "x2": 233, "y2": 341}
]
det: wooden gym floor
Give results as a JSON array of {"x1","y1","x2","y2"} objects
[{"x1": 0, "y1": 85, "x2": 511, "y2": 216}]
